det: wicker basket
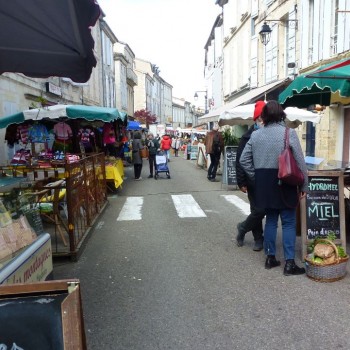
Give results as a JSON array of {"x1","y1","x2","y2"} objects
[{"x1": 305, "y1": 238, "x2": 348, "y2": 282}]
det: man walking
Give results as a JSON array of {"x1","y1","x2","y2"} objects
[
  {"x1": 235, "y1": 101, "x2": 266, "y2": 251},
  {"x1": 205, "y1": 124, "x2": 224, "y2": 182}
]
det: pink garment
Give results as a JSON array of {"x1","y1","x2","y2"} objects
[
  {"x1": 53, "y1": 122, "x2": 72, "y2": 140},
  {"x1": 17, "y1": 124, "x2": 30, "y2": 144},
  {"x1": 103, "y1": 124, "x2": 116, "y2": 144}
]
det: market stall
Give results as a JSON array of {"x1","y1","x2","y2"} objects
[{"x1": 0, "y1": 105, "x2": 127, "y2": 258}]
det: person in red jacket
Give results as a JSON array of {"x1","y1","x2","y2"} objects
[{"x1": 160, "y1": 134, "x2": 172, "y2": 161}]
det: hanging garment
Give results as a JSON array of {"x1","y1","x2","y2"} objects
[
  {"x1": 78, "y1": 128, "x2": 95, "y2": 149},
  {"x1": 103, "y1": 123, "x2": 115, "y2": 145},
  {"x1": 5, "y1": 124, "x2": 18, "y2": 147},
  {"x1": 16, "y1": 124, "x2": 30, "y2": 144},
  {"x1": 28, "y1": 123, "x2": 50, "y2": 143},
  {"x1": 53, "y1": 122, "x2": 73, "y2": 140}
]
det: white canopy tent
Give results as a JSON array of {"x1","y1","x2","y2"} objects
[
  {"x1": 218, "y1": 104, "x2": 321, "y2": 128},
  {"x1": 177, "y1": 128, "x2": 207, "y2": 135}
]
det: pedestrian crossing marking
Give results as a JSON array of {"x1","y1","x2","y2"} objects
[
  {"x1": 171, "y1": 194, "x2": 207, "y2": 218},
  {"x1": 117, "y1": 197, "x2": 143, "y2": 221},
  {"x1": 221, "y1": 195, "x2": 250, "y2": 215},
  {"x1": 116, "y1": 194, "x2": 249, "y2": 221}
]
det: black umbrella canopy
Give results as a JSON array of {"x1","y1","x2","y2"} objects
[{"x1": 0, "y1": 0, "x2": 101, "y2": 83}]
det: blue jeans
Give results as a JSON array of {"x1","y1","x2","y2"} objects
[
  {"x1": 264, "y1": 208, "x2": 296, "y2": 260},
  {"x1": 163, "y1": 149, "x2": 170, "y2": 160}
]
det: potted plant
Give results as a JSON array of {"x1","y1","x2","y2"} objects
[
  {"x1": 305, "y1": 232, "x2": 349, "y2": 282},
  {"x1": 222, "y1": 128, "x2": 239, "y2": 146}
]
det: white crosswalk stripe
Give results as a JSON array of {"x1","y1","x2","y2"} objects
[
  {"x1": 171, "y1": 194, "x2": 207, "y2": 218},
  {"x1": 116, "y1": 194, "x2": 249, "y2": 221},
  {"x1": 221, "y1": 195, "x2": 250, "y2": 215},
  {"x1": 117, "y1": 196, "x2": 143, "y2": 221}
]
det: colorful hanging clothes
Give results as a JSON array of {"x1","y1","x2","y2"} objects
[
  {"x1": 53, "y1": 122, "x2": 72, "y2": 140},
  {"x1": 16, "y1": 124, "x2": 30, "y2": 144},
  {"x1": 103, "y1": 123, "x2": 115, "y2": 145},
  {"x1": 78, "y1": 128, "x2": 95, "y2": 149},
  {"x1": 28, "y1": 124, "x2": 50, "y2": 143}
]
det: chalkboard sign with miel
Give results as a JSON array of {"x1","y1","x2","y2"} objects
[{"x1": 300, "y1": 171, "x2": 346, "y2": 259}]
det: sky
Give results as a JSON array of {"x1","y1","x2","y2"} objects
[{"x1": 96, "y1": 0, "x2": 221, "y2": 107}]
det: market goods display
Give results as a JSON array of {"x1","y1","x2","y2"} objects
[{"x1": 305, "y1": 233, "x2": 348, "y2": 282}]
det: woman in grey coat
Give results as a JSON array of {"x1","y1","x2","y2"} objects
[
  {"x1": 240, "y1": 100, "x2": 308, "y2": 276},
  {"x1": 132, "y1": 131, "x2": 143, "y2": 180}
]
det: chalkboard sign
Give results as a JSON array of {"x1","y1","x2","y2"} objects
[
  {"x1": 0, "y1": 280, "x2": 86, "y2": 350},
  {"x1": 223, "y1": 146, "x2": 238, "y2": 186},
  {"x1": 0, "y1": 294, "x2": 66, "y2": 349},
  {"x1": 22, "y1": 207, "x2": 44, "y2": 235},
  {"x1": 300, "y1": 171, "x2": 346, "y2": 259},
  {"x1": 190, "y1": 145, "x2": 198, "y2": 160}
]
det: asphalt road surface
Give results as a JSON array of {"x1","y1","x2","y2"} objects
[{"x1": 54, "y1": 153, "x2": 350, "y2": 350}]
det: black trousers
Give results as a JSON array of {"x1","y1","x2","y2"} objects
[
  {"x1": 239, "y1": 184, "x2": 265, "y2": 241},
  {"x1": 134, "y1": 163, "x2": 142, "y2": 179},
  {"x1": 208, "y1": 153, "x2": 220, "y2": 179},
  {"x1": 148, "y1": 154, "x2": 156, "y2": 175}
]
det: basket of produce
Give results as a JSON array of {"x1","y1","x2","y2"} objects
[{"x1": 305, "y1": 235, "x2": 348, "y2": 282}]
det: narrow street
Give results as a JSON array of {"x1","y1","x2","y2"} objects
[{"x1": 54, "y1": 155, "x2": 350, "y2": 350}]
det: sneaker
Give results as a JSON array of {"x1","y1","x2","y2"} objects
[
  {"x1": 134, "y1": 177, "x2": 142, "y2": 181},
  {"x1": 148, "y1": 175, "x2": 153, "y2": 178},
  {"x1": 253, "y1": 238, "x2": 264, "y2": 251},
  {"x1": 236, "y1": 223, "x2": 245, "y2": 247},
  {"x1": 265, "y1": 255, "x2": 281, "y2": 269},
  {"x1": 283, "y1": 259, "x2": 305, "y2": 276}
]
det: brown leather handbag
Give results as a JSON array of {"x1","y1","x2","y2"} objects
[
  {"x1": 278, "y1": 128, "x2": 304, "y2": 187},
  {"x1": 139, "y1": 148, "x2": 149, "y2": 159}
]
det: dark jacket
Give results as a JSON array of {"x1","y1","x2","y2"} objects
[
  {"x1": 240, "y1": 122, "x2": 308, "y2": 209},
  {"x1": 147, "y1": 138, "x2": 160, "y2": 156},
  {"x1": 236, "y1": 125, "x2": 255, "y2": 189},
  {"x1": 132, "y1": 139, "x2": 143, "y2": 164}
]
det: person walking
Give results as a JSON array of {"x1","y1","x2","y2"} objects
[
  {"x1": 146, "y1": 133, "x2": 159, "y2": 178},
  {"x1": 240, "y1": 100, "x2": 308, "y2": 276},
  {"x1": 235, "y1": 101, "x2": 266, "y2": 251},
  {"x1": 160, "y1": 134, "x2": 172, "y2": 161},
  {"x1": 205, "y1": 124, "x2": 224, "y2": 182},
  {"x1": 172, "y1": 136, "x2": 181, "y2": 157},
  {"x1": 131, "y1": 131, "x2": 143, "y2": 180}
]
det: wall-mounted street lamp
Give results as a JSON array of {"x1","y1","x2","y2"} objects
[
  {"x1": 194, "y1": 90, "x2": 208, "y2": 114},
  {"x1": 259, "y1": 19, "x2": 298, "y2": 46}
]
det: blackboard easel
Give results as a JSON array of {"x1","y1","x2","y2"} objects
[
  {"x1": 222, "y1": 146, "x2": 238, "y2": 188},
  {"x1": 300, "y1": 170, "x2": 346, "y2": 259},
  {"x1": 0, "y1": 279, "x2": 86, "y2": 349}
]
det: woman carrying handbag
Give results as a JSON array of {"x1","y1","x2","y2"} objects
[
  {"x1": 240, "y1": 100, "x2": 309, "y2": 276},
  {"x1": 132, "y1": 131, "x2": 144, "y2": 180}
]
